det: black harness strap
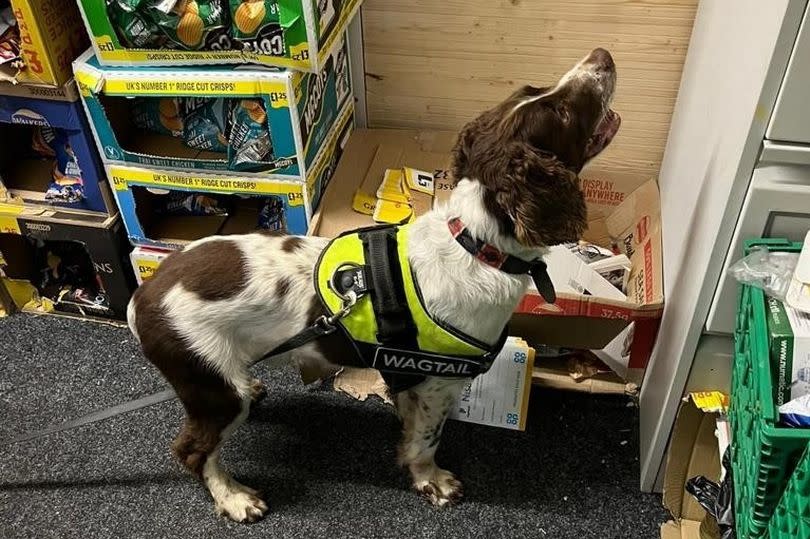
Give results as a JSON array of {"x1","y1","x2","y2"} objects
[
  {"x1": 361, "y1": 228, "x2": 417, "y2": 345},
  {"x1": 359, "y1": 227, "x2": 425, "y2": 392},
  {"x1": 250, "y1": 317, "x2": 337, "y2": 367}
]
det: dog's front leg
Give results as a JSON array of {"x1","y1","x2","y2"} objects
[{"x1": 395, "y1": 377, "x2": 467, "y2": 507}]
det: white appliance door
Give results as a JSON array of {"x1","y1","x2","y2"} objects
[{"x1": 706, "y1": 164, "x2": 810, "y2": 334}]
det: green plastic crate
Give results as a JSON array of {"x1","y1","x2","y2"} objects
[
  {"x1": 731, "y1": 238, "x2": 808, "y2": 539},
  {"x1": 769, "y1": 444, "x2": 810, "y2": 538}
]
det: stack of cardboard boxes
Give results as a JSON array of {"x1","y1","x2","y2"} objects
[
  {"x1": 0, "y1": 0, "x2": 360, "y2": 319},
  {"x1": 0, "y1": 0, "x2": 133, "y2": 321},
  {"x1": 70, "y1": 0, "x2": 359, "y2": 285}
]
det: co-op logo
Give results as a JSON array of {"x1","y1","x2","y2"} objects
[{"x1": 11, "y1": 109, "x2": 49, "y2": 126}]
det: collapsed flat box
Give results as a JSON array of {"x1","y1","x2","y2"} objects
[
  {"x1": 310, "y1": 129, "x2": 665, "y2": 384},
  {"x1": 309, "y1": 128, "x2": 458, "y2": 236},
  {"x1": 0, "y1": 80, "x2": 115, "y2": 215},
  {"x1": 1, "y1": 0, "x2": 88, "y2": 86},
  {"x1": 0, "y1": 206, "x2": 135, "y2": 321},
  {"x1": 76, "y1": 0, "x2": 360, "y2": 73},
  {"x1": 661, "y1": 396, "x2": 723, "y2": 539}
]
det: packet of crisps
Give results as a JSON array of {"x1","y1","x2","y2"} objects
[
  {"x1": 179, "y1": 98, "x2": 229, "y2": 153},
  {"x1": 257, "y1": 196, "x2": 285, "y2": 230},
  {"x1": 227, "y1": 98, "x2": 274, "y2": 171},
  {"x1": 229, "y1": 0, "x2": 284, "y2": 56},
  {"x1": 106, "y1": 0, "x2": 170, "y2": 49},
  {"x1": 155, "y1": 192, "x2": 229, "y2": 216},
  {"x1": 32, "y1": 127, "x2": 85, "y2": 204},
  {"x1": 149, "y1": 0, "x2": 231, "y2": 51},
  {"x1": 132, "y1": 97, "x2": 184, "y2": 137}
]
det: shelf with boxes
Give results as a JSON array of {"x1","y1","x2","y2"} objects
[
  {"x1": 76, "y1": 0, "x2": 361, "y2": 72},
  {"x1": 73, "y1": 34, "x2": 354, "y2": 248}
]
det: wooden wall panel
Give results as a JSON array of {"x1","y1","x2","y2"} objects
[{"x1": 362, "y1": 0, "x2": 698, "y2": 177}]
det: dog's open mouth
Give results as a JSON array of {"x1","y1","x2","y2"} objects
[{"x1": 584, "y1": 109, "x2": 621, "y2": 160}]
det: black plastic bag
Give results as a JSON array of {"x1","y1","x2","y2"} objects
[{"x1": 685, "y1": 448, "x2": 735, "y2": 539}]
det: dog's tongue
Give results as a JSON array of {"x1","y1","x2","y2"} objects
[{"x1": 585, "y1": 109, "x2": 621, "y2": 160}]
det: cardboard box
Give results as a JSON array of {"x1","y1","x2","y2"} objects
[
  {"x1": 130, "y1": 245, "x2": 172, "y2": 285},
  {"x1": 0, "y1": 206, "x2": 135, "y2": 321},
  {"x1": 766, "y1": 296, "x2": 810, "y2": 407},
  {"x1": 309, "y1": 128, "x2": 458, "y2": 236},
  {"x1": 73, "y1": 38, "x2": 351, "y2": 178},
  {"x1": 514, "y1": 178, "x2": 664, "y2": 384},
  {"x1": 109, "y1": 101, "x2": 352, "y2": 248},
  {"x1": 310, "y1": 129, "x2": 665, "y2": 383},
  {"x1": 1, "y1": 0, "x2": 89, "y2": 86},
  {"x1": 661, "y1": 396, "x2": 724, "y2": 539},
  {"x1": 0, "y1": 81, "x2": 114, "y2": 215},
  {"x1": 76, "y1": 0, "x2": 360, "y2": 73}
]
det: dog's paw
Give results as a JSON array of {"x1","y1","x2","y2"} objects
[
  {"x1": 215, "y1": 490, "x2": 269, "y2": 523},
  {"x1": 415, "y1": 468, "x2": 463, "y2": 508}
]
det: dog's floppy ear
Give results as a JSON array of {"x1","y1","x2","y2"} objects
[
  {"x1": 482, "y1": 141, "x2": 587, "y2": 247},
  {"x1": 451, "y1": 115, "x2": 587, "y2": 246}
]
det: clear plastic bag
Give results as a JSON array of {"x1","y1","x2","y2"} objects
[{"x1": 728, "y1": 246, "x2": 799, "y2": 301}]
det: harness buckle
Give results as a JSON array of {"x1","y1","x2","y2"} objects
[{"x1": 323, "y1": 289, "x2": 357, "y2": 328}]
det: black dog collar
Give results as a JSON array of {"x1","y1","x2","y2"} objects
[{"x1": 447, "y1": 217, "x2": 557, "y2": 303}]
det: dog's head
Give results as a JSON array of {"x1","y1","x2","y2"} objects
[{"x1": 452, "y1": 48, "x2": 620, "y2": 247}]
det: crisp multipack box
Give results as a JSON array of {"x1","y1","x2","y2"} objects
[
  {"x1": 1, "y1": 0, "x2": 89, "y2": 86},
  {"x1": 0, "y1": 81, "x2": 115, "y2": 215},
  {"x1": 0, "y1": 205, "x2": 135, "y2": 321},
  {"x1": 108, "y1": 101, "x2": 352, "y2": 248},
  {"x1": 76, "y1": 0, "x2": 360, "y2": 73},
  {"x1": 766, "y1": 296, "x2": 810, "y2": 406},
  {"x1": 448, "y1": 337, "x2": 535, "y2": 431},
  {"x1": 73, "y1": 38, "x2": 351, "y2": 178}
]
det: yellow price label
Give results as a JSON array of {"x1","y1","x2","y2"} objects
[
  {"x1": 135, "y1": 259, "x2": 161, "y2": 281},
  {"x1": 690, "y1": 391, "x2": 729, "y2": 413},
  {"x1": 0, "y1": 203, "x2": 23, "y2": 234},
  {"x1": 352, "y1": 191, "x2": 376, "y2": 215},
  {"x1": 373, "y1": 199, "x2": 412, "y2": 224},
  {"x1": 0, "y1": 216, "x2": 21, "y2": 235}
]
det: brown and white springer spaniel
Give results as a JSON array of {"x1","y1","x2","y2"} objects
[{"x1": 127, "y1": 48, "x2": 620, "y2": 522}]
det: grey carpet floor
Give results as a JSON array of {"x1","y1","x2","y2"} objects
[{"x1": 0, "y1": 313, "x2": 668, "y2": 538}]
